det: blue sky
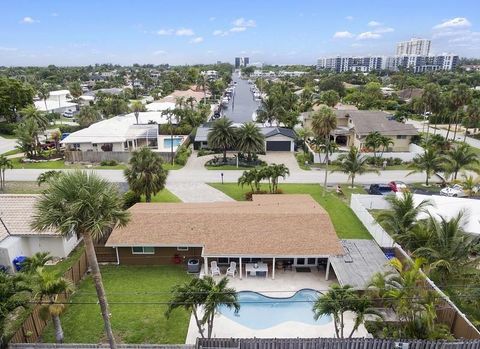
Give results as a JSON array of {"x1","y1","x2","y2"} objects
[{"x1": 1, "y1": 0, "x2": 479, "y2": 66}]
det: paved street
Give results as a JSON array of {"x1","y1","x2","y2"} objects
[
  {"x1": 223, "y1": 72, "x2": 260, "y2": 123},
  {"x1": 0, "y1": 136, "x2": 16, "y2": 155}
]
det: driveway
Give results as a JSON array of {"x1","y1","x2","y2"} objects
[
  {"x1": 261, "y1": 152, "x2": 300, "y2": 171},
  {"x1": 0, "y1": 136, "x2": 16, "y2": 155}
]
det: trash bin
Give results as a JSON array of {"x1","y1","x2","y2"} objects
[
  {"x1": 13, "y1": 256, "x2": 27, "y2": 271},
  {"x1": 187, "y1": 259, "x2": 200, "y2": 273}
]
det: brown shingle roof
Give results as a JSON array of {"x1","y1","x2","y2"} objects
[
  {"x1": 335, "y1": 110, "x2": 418, "y2": 136},
  {"x1": 0, "y1": 195, "x2": 59, "y2": 242},
  {"x1": 106, "y1": 195, "x2": 344, "y2": 257}
]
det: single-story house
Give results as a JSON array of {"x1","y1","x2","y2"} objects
[
  {"x1": 0, "y1": 195, "x2": 80, "y2": 272},
  {"x1": 194, "y1": 124, "x2": 296, "y2": 152},
  {"x1": 34, "y1": 89, "x2": 78, "y2": 114},
  {"x1": 105, "y1": 195, "x2": 344, "y2": 278},
  {"x1": 302, "y1": 110, "x2": 417, "y2": 152},
  {"x1": 145, "y1": 101, "x2": 176, "y2": 112}
]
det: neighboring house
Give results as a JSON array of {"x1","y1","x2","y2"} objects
[
  {"x1": 145, "y1": 101, "x2": 176, "y2": 112},
  {"x1": 0, "y1": 195, "x2": 80, "y2": 272},
  {"x1": 159, "y1": 87, "x2": 207, "y2": 104},
  {"x1": 34, "y1": 89, "x2": 78, "y2": 114},
  {"x1": 61, "y1": 111, "x2": 180, "y2": 153},
  {"x1": 302, "y1": 110, "x2": 417, "y2": 152},
  {"x1": 194, "y1": 124, "x2": 296, "y2": 152},
  {"x1": 396, "y1": 88, "x2": 424, "y2": 103},
  {"x1": 79, "y1": 88, "x2": 125, "y2": 104},
  {"x1": 106, "y1": 195, "x2": 344, "y2": 278}
]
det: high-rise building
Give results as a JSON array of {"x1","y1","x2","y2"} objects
[
  {"x1": 316, "y1": 56, "x2": 386, "y2": 73},
  {"x1": 396, "y1": 38, "x2": 431, "y2": 56},
  {"x1": 234, "y1": 57, "x2": 250, "y2": 69}
]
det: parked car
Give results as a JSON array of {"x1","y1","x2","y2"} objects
[
  {"x1": 368, "y1": 184, "x2": 394, "y2": 195},
  {"x1": 63, "y1": 110, "x2": 74, "y2": 118},
  {"x1": 389, "y1": 181, "x2": 409, "y2": 192},
  {"x1": 440, "y1": 184, "x2": 467, "y2": 197}
]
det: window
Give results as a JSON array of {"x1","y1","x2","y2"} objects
[
  {"x1": 396, "y1": 135, "x2": 407, "y2": 139},
  {"x1": 132, "y1": 247, "x2": 155, "y2": 254},
  {"x1": 177, "y1": 247, "x2": 189, "y2": 251}
]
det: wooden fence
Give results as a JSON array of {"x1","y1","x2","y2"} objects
[
  {"x1": 9, "y1": 251, "x2": 89, "y2": 344},
  {"x1": 197, "y1": 338, "x2": 480, "y2": 349},
  {"x1": 65, "y1": 150, "x2": 173, "y2": 164},
  {"x1": 10, "y1": 345, "x2": 194, "y2": 349}
]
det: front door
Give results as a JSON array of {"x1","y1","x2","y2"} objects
[{"x1": 294, "y1": 258, "x2": 317, "y2": 266}]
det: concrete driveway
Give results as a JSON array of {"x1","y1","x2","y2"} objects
[
  {"x1": 261, "y1": 152, "x2": 300, "y2": 170},
  {"x1": 0, "y1": 136, "x2": 16, "y2": 155}
]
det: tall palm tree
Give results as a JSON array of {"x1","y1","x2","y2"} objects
[
  {"x1": 36, "y1": 170, "x2": 62, "y2": 187},
  {"x1": 0, "y1": 155, "x2": 12, "y2": 192},
  {"x1": 20, "y1": 252, "x2": 53, "y2": 273},
  {"x1": 407, "y1": 147, "x2": 443, "y2": 186},
  {"x1": 207, "y1": 117, "x2": 237, "y2": 163},
  {"x1": 296, "y1": 127, "x2": 313, "y2": 154},
  {"x1": 466, "y1": 99, "x2": 480, "y2": 135},
  {"x1": 20, "y1": 105, "x2": 49, "y2": 131},
  {"x1": 130, "y1": 100, "x2": 144, "y2": 124},
  {"x1": 311, "y1": 106, "x2": 337, "y2": 196},
  {"x1": 268, "y1": 163, "x2": 290, "y2": 193},
  {"x1": 124, "y1": 147, "x2": 168, "y2": 202},
  {"x1": 37, "y1": 85, "x2": 50, "y2": 113},
  {"x1": 185, "y1": 96, "x2": 197, "y2": 110},
  {"x1": 364, "y1": 131, "x2": 383, "y2": 160},
  {"x1": 379, "y1": 135, "x2": 394, "y2": 158},
  {"x1": 34, "y1": 268, "x2": 74, "y2": 343},
  {"x1": 32, "y1": 171, "x2": 130, "y2": 349},
  {"x1": 236, "y1": 122, "x2": 264, "y2": 162},
  {"x1": 256, "y1": 97, "x2": 278, "y2": 126},
  {"x1": 201, "y1": 276, "x2": 239, "y2": 339},
  {"x1": 334, "y1": 146, "x2": 379, "y2": 188},
  {"x1": 461, "y1": 174, "x2": 479, "y2": 197},
  {"x1": 421, "y1": 83, "x2": 441, "y2": 138},
  {"x1": 320, "y1": 90, "x2": 340, "y2": 108},
  {"x1": 443, "y1": 143, "x2": 479, "y2": 180},
  {"x1": 449, "y1": 84, "x2": 472, "y2": 140},
  {"x1": 377, "y1": 192, "x2": 431, "y2": 238}
]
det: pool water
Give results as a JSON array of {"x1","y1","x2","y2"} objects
[
  {"x1": 218, "y1": 289, "x2": 331, "y2": 329},
  {"x1": 163, "y1": 138, "x2": 182, "y2": 148}
]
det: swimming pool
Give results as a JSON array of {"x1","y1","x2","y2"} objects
[
  {"x1": 163, "y1": 137, "x2": 182, "y2": 148},
  {"x1": 218, "y1": 289, "x2": 331, "y2": 329}
]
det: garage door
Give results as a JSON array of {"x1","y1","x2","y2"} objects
[{"x1": 266, "y1": 141, "x2": 291, "y2": 151}]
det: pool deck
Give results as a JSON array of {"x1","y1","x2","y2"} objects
[{"x1": 184, "y1": 268, "x2": 370, "y2": 343}]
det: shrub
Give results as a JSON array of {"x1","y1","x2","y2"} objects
[
  {"x1": 245, "y1": 190, "x2": 268, "y2": 201},
  {"x1": 296, "y1": 152, "x2": 313, "y2": 165},
  {"x1": 58, "y1": 124, "x2": 83, "y2": 133},
  {"x1": 197, "y1": 148, "x2": 217, "y2": 157},
  {"x1": 174, "y1": 145, "x2": 191, "y2": 166},
  {"x1": 123, "y1": 190, "x2": 140, "y2": 209},
  {"x1": 0, "y1": 122, "x2": 16, "y2": 135},
  {"x1": 159, "y1": 123, "x2": 193, "y2": 135},
  {"x1": 100, "y1": 159, "x2": 118, "y2": 166}
]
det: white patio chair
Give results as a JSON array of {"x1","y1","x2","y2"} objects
[
  {"x1": 210, "y1": 261, "x2": 221, "y2": 276},
  {"x1": 226, "y1": 262, "x2": 237, "y2": 277}
]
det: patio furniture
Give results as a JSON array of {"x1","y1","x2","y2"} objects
[
  {"x1": 226, "y1": 262, "x2": 237, "y2": 277},
  {"x1": 245, "y1": 262, "x2": 268, "y2": 278},
  {"x1": 210, "y1": 261, "x2": 221, "y2": 276}
]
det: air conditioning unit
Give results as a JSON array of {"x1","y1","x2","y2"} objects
[{"x1": 394, "y1": 342, "x2": 410, "y2": 349}]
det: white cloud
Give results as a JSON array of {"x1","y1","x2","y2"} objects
[
  {"x1": 213, "y1": 30, "x2": 227, "y2": 36},
  {"x1": 345, "y1": 15, "x2": 354, "y2": 20},
  {"x1": 190, "y1": 36, "x2": 203, "y2": 44},
  {"x1": 0, "y1": 46, "x2": 18, "y2": 51},
  {"x1": 232, "y1": 18, "x2": 256, "y2": 28},
  {"x1": 434, "y1": 17, "x2": 471, "y2": 29},
  {"x1": 157, "y1": 29, "x2": 173, "y2": 35},
  {"x1": 368, "y1": 21, "x2": 382, "y2": 27},
  {"x1": 230, "y1": 26, "x2": 246, "y2": 32},
  {"x1": 357, "y1": 31, "x2": 382, "y2": 40},
  {"x1": 374, "y1": 27, "x2": 394, "y2": 33},
  {"x1": 333, "y1": 31, "x2": 354, "y2": 39},
  {"x1": 153, "y1": 50, "x2": 166, "y2": 55},
  {"x1": 20, "y1": 16, "x2": 38, "y2": 24},
  {"x1": 176, "y1": 28, "x2": 195, "y2": 36}
]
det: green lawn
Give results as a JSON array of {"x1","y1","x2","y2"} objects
[
  {"x1": 142, "y1": 189, "x2": 181, "y2": 203},
  {"x1": 205, "y1": 164, "x2": 256, "y2": 170},
  {"x1": 209, "y1": 183, "x2": 371, "y2": 239},
  {"x1": 45, "y1": 244, "x2": 86, "y2": 277},
  {"x1": 0, "y1": 133, "x2": 16, "y2": 139},
  {"x1": 0, "y1": 148, "x2": 22, "y2": 156},
  {"x1": 42, "y1": 265, "x2": 192, "y2": 344}
]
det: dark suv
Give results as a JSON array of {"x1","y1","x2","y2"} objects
[{"x1": 368, "y1": 184, "x2": 393, "y2": 195}]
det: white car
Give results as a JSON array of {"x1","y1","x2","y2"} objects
[
  {"x1": 63, "y1": 110, "x2": 74, "y2": 118},
  {"x1": 440, "y1": 184, "x2": 467, "y2": 198}
]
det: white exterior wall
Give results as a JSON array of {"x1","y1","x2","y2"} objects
[{"x1": 74, "y1": 142, "x2": 125, "y2": 152}]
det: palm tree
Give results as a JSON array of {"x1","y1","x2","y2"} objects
[
  {"x1": 37, "y1": 85, "x2": 50, "y2": 113},
  {"x1": 413, "y1": 213, "x2": 478, "y2": 284},
  {"x1": 443, "y1": 143, "x2": 479, "y2": 180},
  {"x1": 32, "y1": 171, "x2": 130, "y2": 349},
  {"x1": 20, "y1": 105, "x2": 49, "y2": 131},
  {"x1": 364, "y1": 131, "x2": 383, "y2": 160},
  {"x1": 34, "y1": 268, "x2": 74, "y2": 343},
  {"x1": 130, "y1": 100, "x2": 144, "y2": 124},
  {"x1": 379, "y1": 135, "x2": 394, "y2": 158},
  {"x1": 238, "y1": 168, "x2": 262, "y2": 193},
  {"x1": 0, "y1": 155, "x2": 12, "y2": 192},
  {"x1": 461, "y1": 174, "x2": 479, "y2": 197},
  {"x1": 36, "y1": 170, "x2": 62, "y2": 187},
  {"x1": 407, "y1": 147, "x2": 443, "y2": 186},
  {"x1": 20, "y1": 252, "x2": 53, "y2": 273},
  {"x1": 320, "y1": 90, "x2": 340, "y2": 108},
  {"x1": 347, "y1": 297, "x2": 382, "y2": 338},
  {"x1": 68, "y1": 82, "x2": 82, "y2": 102},
  {"x1": 421, "y1": 83, "x2": 441, "y2": 138},
  {"x1": 377, "y1": 192, "x2": 431, "y2": 238},
  {"x1": 256, "y1": 97, "x2": 278, "y2": 126},
  {"x1": 201, "y1": 276, "x2": 239, "y2": 338},
  {"x1": 268, "y1": 163, "x2": 290, "y2": 193},
  {"x1": 185, "y1": 96, "x2": 197, "y2": 110},
  {"x1": 334, "y1": 146, "x2": 379, "y2": 188},
  {"x1": 466, "y1": 99, "x2": 480, "y2": 135},
  {"x1": 296, "y1": 127, "x2": 313, "y2": 154},
  {"x1": 124, "y1": 147, "x2": 168, "y2": 202},
  {"x1": 77, "y1": 106, "x2": 101, "y2": 127},
  {"x1": 207, "y1": 117, "x2": 237, "y2": 163},
  {"x1": 312, "y1": 284, "x2": 356, "y2": 338},
  {"x1": 449, "y1": 84, "x2": 472, "y2": 140},
  {"x1": 15, "y1": 119, "x2": 39, "y2": 158},
  {"x1": 236, "y1": 122, "x2": 264, "y2": 162},
  {"x1": 311, "y1": 106, "x2": 337, "y2": 196}
]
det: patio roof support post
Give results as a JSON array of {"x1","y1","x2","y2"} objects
[
  {"x1": 204, "y1": 257, "x2": 208, "y2": 276},
  {"x1": 272, "y1": 257, "x2": 275, "y2": 280},
  {"x1": 239, "y1": 257, "x2": 242, "y2": 279},
  {"x1": 325, "y1": 258, "x2": 331, "y2": 281}
]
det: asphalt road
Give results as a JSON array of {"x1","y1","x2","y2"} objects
[
  {"x1": 222, "y1": 73, "x2": 260, "y2": 123},
  {"x1": 0, "y1": 136, "x2": 16, "y2": 155}
]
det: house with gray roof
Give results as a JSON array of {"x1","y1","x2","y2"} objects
[
  {"x1": 0, "y1": 195, "x2": 80, "y2": 272},
  {"x1": 302, "y1": 110, "x2": 417, "y2": 152},
  {"x1": 194, "y1": 124, "x2": 296, "y2": 152}
]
